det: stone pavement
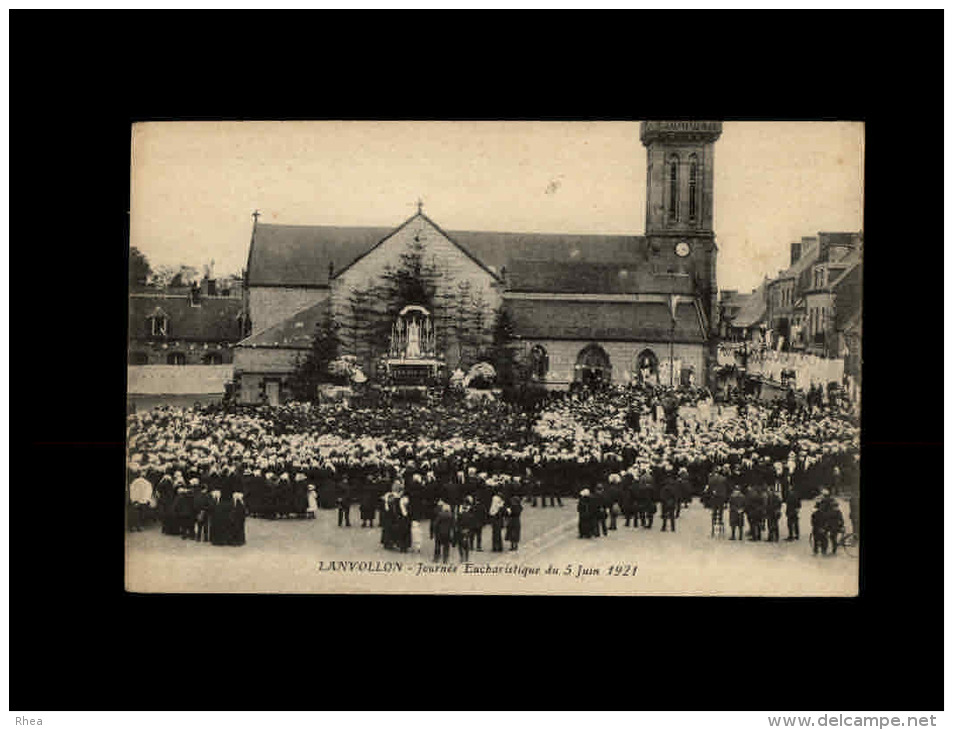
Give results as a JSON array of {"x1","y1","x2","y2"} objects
[{"x1": 125, "y1": 496, "x2": 856, "y2": 596}]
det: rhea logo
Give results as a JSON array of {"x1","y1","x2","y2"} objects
[{"x1": 15, "y1": 719, "x2": 42, "y2": 725}]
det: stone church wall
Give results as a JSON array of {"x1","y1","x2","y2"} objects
[
  {"x1": 522, "y1": 339, "x2": 707, "y2": 389},
  {"x1": 248, "y1": 287, "x2": 328, "y2": 335},
  {"x1": 331, "y1": 216, "x2": 502, "y2": 373}
]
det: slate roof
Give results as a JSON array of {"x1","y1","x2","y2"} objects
[
  {"x1": 732, "y1": 283, "x2": 768, "y2": 329},
  {"x1": 128, "y1": 294, "x2": 244, "y2": 342},
  {"x1": 504, "y1": 260, "x2": 695, "y2": 295},
  {"x1": 246, "y1": 213, "x2": 658, "y2": 293},
  {"x1": 247, "y1": 223, "x2": 394, "y2": 287},
  {"x1": 506, "y1": 299, "x2": 706, "y2": 343},
  {"x1": 236, "y1": 300, "x2": 328, "y2": 349}
]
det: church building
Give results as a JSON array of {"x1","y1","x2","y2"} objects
[{"x1": 233, "y1": 121, "x2": 723, "y2": 404}]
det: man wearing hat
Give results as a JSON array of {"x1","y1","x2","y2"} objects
[
  {"x1": 728, "y1": 487, "x2": 746, "y2": 541},
  {"x1": 765, "y1": 487, "x2": 782, "y2": 542},
  {"x1": 431, "y1": 503, "x2": 454, "y2": 563},
  {"x1": 456, "y1": 497, "x2": 476, "y2": 562},
  {"x1": 193, "y1": 484, "x2": 213, "y2": 542},
  {"x1": 659, "y1": 476, "x2": 678, "y2": 533},
  {"x1": 810, "y1": 503, "x2": 829, "y2": 555},
  {"x1": 784, "y1": 487, "x2": 801, "y2": 541},
  {"x1": 337, "y1": 475, "x2": 352, "y2": 527}
]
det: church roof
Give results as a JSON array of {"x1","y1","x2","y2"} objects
[
  {"x1": 246, "y1": 213, "x2": 653, "y2": 292},
  {"x1": 128, "y1": 294, "x2": 244, "y2": 342},
  {"x1": 507, "y1": 299, "x2": 706, "y2": 343},
  {"x1": 247, "y1": 223, "x2": 393, "y2": 287},
  {"x1": 236, "y1": 300, "x2": 328, "y2": 349},
  {"x1": 505, "y1": 259, "x2": 693, "y2": 295},
  {"x1": 732, "y1": 282, "x2": 768, "y2": 329}
]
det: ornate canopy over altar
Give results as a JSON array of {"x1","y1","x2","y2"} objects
[{"x1": 386, "y1": 305, "x2": 443, "y2": 385}]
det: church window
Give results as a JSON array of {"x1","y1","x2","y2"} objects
[
  {"x1": 203, "y1": 352, "x2": 223, "y2": 365},
  {"x1": 688, "y1": 154, "x2": 698, "y2": 222},
  {"x1": 668, "y1": 156, "x2": 679, "y2": 222},
  {"x1": 167, "y1": 352, "x2": 186, "y2": 365}
]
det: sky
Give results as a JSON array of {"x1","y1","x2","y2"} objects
[{"x1": 130, "y1": 121, "x2": 864, "y2": 293}]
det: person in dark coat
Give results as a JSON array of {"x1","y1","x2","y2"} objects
[
  {"x1": 432, "y1": 503, "x2": 454, "y2": 563},
  {"x1": 489, "y1": 494, "x2": 506, "y2": 552},
  {"x1": 360, "y1": 484, "x2": 377, "y2": 528},
  {"x1": 505, "y1": 496, "x2": 522, "y2": 550},
  {"x1": 728, "y1": 487, "x2": 746, "y2": 541},
  {"x1": 660, "y1": 478, "x2": 678, "y2": 533},
  {"x1": 173, "y1": 482, "x2": 197, "y2": 539},
  {"x1": 810, "y1": 506, "x2": 828, "y2": 555},
  {"x1": 606, "y1": 475, "x2": 623, "y2": 530},
  {"x1": 785, "y1": 489, "x2": 801, "y2": 541},
  {"x1": 456, "y1": 498, "x2": 475, "y2": 562},
  {"x1": 744, "y1": 487, "x2": 763, "y2": 541},
  {"x1": 395, "y1": 495, "x2": 412, "y2": 553},
  {"x1": 765, "y1": 489, "x2": 782, "y2": 542},
  {"x1": 637, "y1": 475, "x2": 655, "y2": 529},
  {"x1": 577, "y1": 489, "x2": 593, "y2": 538},
  {"x1": 825, "y1": 503, "x2": 845, "y2": 555},
  {"x1": 157, "y1": 474, "x2": 177, "y2": 534},
  {"x1": 292, "y1": 474, "x2": 309, "y2": 517},
  {"x1": 337, "y1": 476, "x2": 352, "y2": 527},
  {"x1": 621, "y1": 475, "x2": 637, "y2": 528},
  {"x1": 471, "y1": 489, "x2": 488, "y2": 552},
  {"x1": 592, "y1": 485, "x2": 608, "y2": 537},
  {"x1": 228, "y1": 493, "x2": 247, "y2": 546},
  {"x1": 849, "y1": 493, "x2": 859, "y2": 538},
  {"x1": 675, "y1": 468, "x2": 692, "y2": 516},
  {"x1": 209, "y1": 491, "x2": 232, "y2": 546},
  {"x1": 193, "y1": 486, "x2": 212, "y2": 542}
]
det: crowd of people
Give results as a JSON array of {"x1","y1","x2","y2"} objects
[{"x1": 126, "y1": 382, "x2": 860, "y2": 559}]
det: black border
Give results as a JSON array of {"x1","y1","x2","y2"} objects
[{"x1": 11, "y1": 10, "x2": 943, "y2": 711}]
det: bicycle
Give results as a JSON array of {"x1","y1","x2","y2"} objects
[{"x1": 809, "y1": 530, "x2": 857, "y2": 557}]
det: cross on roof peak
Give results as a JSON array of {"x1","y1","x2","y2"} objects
[
  {"x1": 252, "y1": 209, "x2": 261, "y2": 222},
  {"x1": 416, "y1": 198, "x2": 424, "y2": 215}
]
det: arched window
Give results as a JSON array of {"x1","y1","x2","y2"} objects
[
  {"x1": 575, "y1": 344, "x2": 611, "y2": 386},
  {"x1": 688, "y1": 154, "x2": 698, "y2": 222},
  {"x1": 167, "y1": 352, "x2": 186, "y2": 365},
  {"x1": 529, "y1": 345, "x2": 549, "y2": 380},
  {"x1": 635, "y1": 349, "x2": 659, "y2": 385},
  {"x1": 203, "y1": 352, "x2": 223, "y2": 365},
  {"x1": 668, "y1": 155, "x2": 679, "y2": 223},
  {"x1": 129, "y1": 352, "x2": 149, "y2": 365}
]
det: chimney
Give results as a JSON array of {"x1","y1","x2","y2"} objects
[
  {"x1": 790, "y1": 242, "x2": 802, "y2": 267},
  {"x1": 328, "y1": 261, "x2": 335, "y2": 280}
]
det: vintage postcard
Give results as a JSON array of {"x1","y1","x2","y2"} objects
[{"x1": 126, "y1": 120, "x2": 863, "y2": 595}]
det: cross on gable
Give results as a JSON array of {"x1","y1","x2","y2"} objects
[{"x1": 416, "y1": 198, "x2": 424, "y2": 215}]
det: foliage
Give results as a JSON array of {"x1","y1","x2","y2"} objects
[
  {"x1": 288, "y1": 319, "x2": 345, "y2": 401},
  {"x1": 129, "y1": 247, "x2": 152, "y2": 287},
  {"x1": 149, "y1": 264, "x2": 201, "y2": 289}
]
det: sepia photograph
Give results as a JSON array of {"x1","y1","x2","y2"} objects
[{"x1": 125, "y1": 120, "x2": 863, "y2": 596}]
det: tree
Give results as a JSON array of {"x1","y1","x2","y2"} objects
[
  {"x1": 129, "y1": 247, "x2": 152, "y2": 287},
  {"x1": 288, "y1": 318, "x2": 343, "y2": 401},
  {"x1": 149, "y1": 264, "x2": 201, "y2": 290},
  {"x1": 488, "y1": 306, "x2": 525, "y2": 390}
]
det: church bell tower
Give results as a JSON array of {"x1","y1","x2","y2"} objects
[{"x1": 640, "y1": 120, "x2": 722, "y2": 332}]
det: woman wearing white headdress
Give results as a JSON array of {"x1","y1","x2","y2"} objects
[{"x1": 489, "y1": 494, "x2": 506, "y2": 552}]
